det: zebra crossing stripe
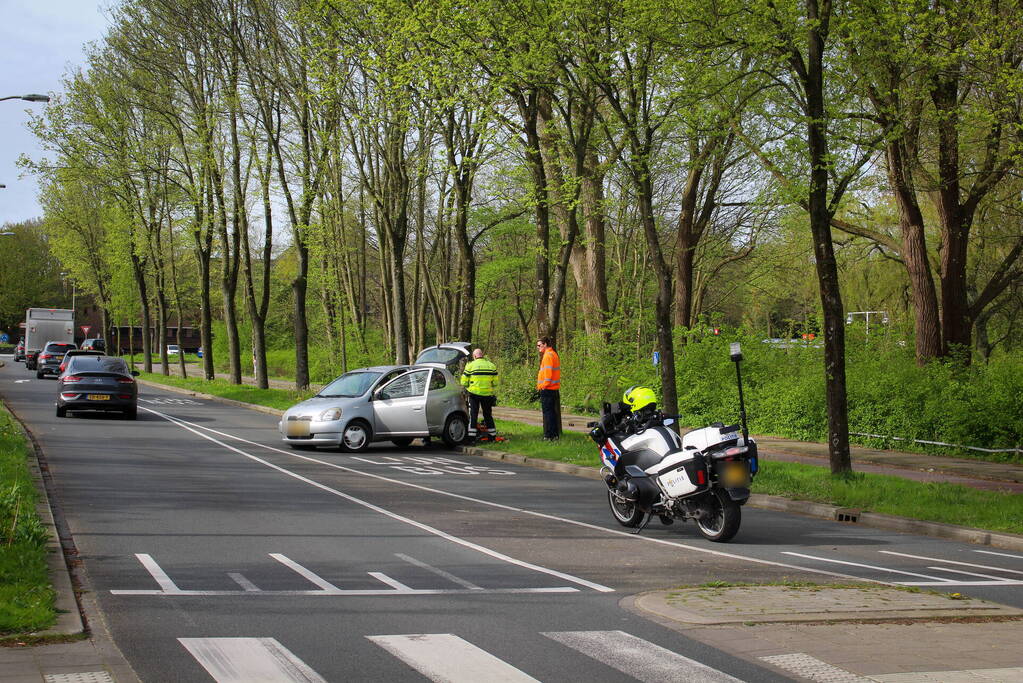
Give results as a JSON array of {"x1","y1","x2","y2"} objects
[
  {"x1": 542, "y1": 630, "x2": 743, "y2": 683},
  {"x1": 366, "y1": 633, "x2": 540, "y2": 682},
  {"x1": 179, "y1": 637, "x2": 326, "y2": 682}
]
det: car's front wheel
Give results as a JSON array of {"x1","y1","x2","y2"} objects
[
  {"x1": 340, "y1": 419, "x2": 372, "y2": 452},
  {"x1": 441, "y1": 413, "x2": 468, "y2": 448}
]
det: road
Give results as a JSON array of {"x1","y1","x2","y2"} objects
[{"x1": 3, "y1": 358, "x2": 1023, "y2": 682}]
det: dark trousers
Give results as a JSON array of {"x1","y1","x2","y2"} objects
[
  {"x1": 539, "y1": 389, "x2": 560, "y2": 439},
  {"x1": 468, "y1": 393, "x2": 496, "y2": 435}
]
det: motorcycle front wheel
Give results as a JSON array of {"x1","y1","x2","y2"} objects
[
  {"x1": 695, "y1": 488, "x2": 741, "y2": 542},
  {"x1": 607, "y1": 489, "x2": 645, "y2": 527}
]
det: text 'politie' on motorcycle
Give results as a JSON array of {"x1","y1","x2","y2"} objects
[{"x1": 587, "y1": 343, "x2": 759, "y2": 542}]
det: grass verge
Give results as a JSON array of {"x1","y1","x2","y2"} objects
[
  {"x1": 136, "y1": 375, "x2": 1023, "y2": 537},
  {"x1": 0, "y1": 404, "x2": 56, "y2": 636},
  {"x1": 137, "y1": 372, "x2": 314, "y2": 411}
]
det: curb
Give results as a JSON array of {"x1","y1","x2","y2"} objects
[{"x1": 139, "y1": 379, "x2": 1023, "y2": 553}]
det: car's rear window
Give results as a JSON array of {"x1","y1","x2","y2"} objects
[
  {"x1": 67, "y1": 356, "x2": 130, "y2": 374},
  {"x1": 46, "y1": 343, "x2": 76, "y2": 352}
]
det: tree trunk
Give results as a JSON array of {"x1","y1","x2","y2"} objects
[{"x1": 805, "y1": 0, "x2": 851, "y2": 474}]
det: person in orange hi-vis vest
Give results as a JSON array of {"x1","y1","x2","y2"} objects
[{"x1": 535, "y1": 336, "x2": 561, "y2": 440}]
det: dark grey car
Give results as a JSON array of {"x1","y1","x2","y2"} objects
[
  {"x1": 36, "y1": 341, "x2": 77, "y2": 379},
  {"x1": 56, "y1": 355, "x2": 140, "y2": 419}
]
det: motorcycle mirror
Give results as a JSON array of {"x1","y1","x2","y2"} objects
[{"x1": 729, "y1": 342, "x2": 743, "y2": 362}]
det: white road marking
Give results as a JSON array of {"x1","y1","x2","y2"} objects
[
  {"x1": 270, "y1": 554, "x2": 340, "y2": 591},
  {"x1": 14, "y1": 379, "x2": 30, "y2": 383},
  {"x1": 136, "y1": 553, "x2": 182, "y2": 593},
  {"x1": 927, "y1": 566, "x2": 1017, "y2": 581},
  {"x1": 367, "y1": 633, "x2": 540, "y2": 682},
  {"x1": 544, "y1": 630, "x2": 742, "y2": 683},
  {"x1": 142, "y1": 408, "x2": 612, "y2": 593},
  {"x1": 228, "y1": 573, "x2": 261, "y2": 592},
  {"x1": 396, "y1": 553, "x2": 484, "y2": 590},
  {"x1": 782, "y1": 552, "x2": 1023, "y2": 586},
  {"x1": 975, "y1": 549, "x2": 1023, "y2": 560},
  {"x1": 179, "y1": 637, "x2": 326, "y2": 682},
  {"x1": 369, "y1": 572, "x2": 413, "y2": 591},
  {"x1": 781, "y1": 552, "x2": 952, "y2": 582},
  {"x1": 142, "y1": 408, "x2": 883, "y2": 587},
  {"x1": 880, "y1": 550, "x2": 1023, "y2": 575}
]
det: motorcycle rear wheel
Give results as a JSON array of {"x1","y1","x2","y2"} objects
[
  {"x1": 607, "y1": 489, "x2": 645, "y2": 527},
  {"x1": 695, "y1": 488, "x2": 741, "y2": 542}
]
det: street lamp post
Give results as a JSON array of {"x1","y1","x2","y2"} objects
[
  {"x1": 0, "y1": 94, "x2": 50, "y2": 103},
  {"x1": 60, "y1": 272, "x2": 76, "y2": 313}
]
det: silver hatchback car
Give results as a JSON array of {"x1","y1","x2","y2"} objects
[{"x1": 279, "y1": 364, "x2": 469, "y2": 451}]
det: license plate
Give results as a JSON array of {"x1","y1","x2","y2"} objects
[
  {"x1": 722, "y1": 462, "x2": 749, "y2": 487},
  {"x1": 87, "y1": 394, "x2": 110, "y2": 401},
  {"x1": 286, "y1": 420, "x2": 310, "y2": 437}
]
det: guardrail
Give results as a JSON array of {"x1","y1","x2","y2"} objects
[{"x1": 850, "y1": 432, "x2": 1023, "y2": 456}]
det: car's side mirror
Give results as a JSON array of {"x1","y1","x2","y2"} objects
[{"x1": 131, "y1": 370, "x2": 140, "y2": 376}]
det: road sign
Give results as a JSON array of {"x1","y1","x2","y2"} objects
[
  {"x1": 81, "y1": 325, "x2": 91, "y2": 336},
  {"x1": 0, "y1": 334, "x2": 8, "y2": 343}
]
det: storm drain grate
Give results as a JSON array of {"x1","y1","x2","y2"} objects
[
  {"x1": 44, "y1": 672, "x2": 115, "y2": 683},
  {"x1": 761, "y1": 653, "x2": 872, "y2": 682},
  {"x1": 835, "y1": 508, "x2": 861, "y2": 523}
]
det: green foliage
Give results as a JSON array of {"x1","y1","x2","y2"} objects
[{"x1": 0, "y1": 405, "x2": 56, "y2": 635}]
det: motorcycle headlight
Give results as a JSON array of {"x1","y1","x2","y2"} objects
[{"x1": 318, "y1": 407, "x2": 343, "y2": 422}]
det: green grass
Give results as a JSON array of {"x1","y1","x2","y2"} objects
[
  {"x1": 136, "y1": 374, "x2": 1023, "y2": 537},
  {"x1": 136, "y1": 372, "x2": 314, "y2": 411},
  {"x1": 0, "y1": 405, "x2": 56, "y2": 636}
]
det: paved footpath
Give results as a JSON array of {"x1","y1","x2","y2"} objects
[{"x1": 6, "y1": 363, "x2": 1022, "y2": 682}]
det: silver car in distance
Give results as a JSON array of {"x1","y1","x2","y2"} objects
[{"x1": 279, "y1": 364, "x2": 469, "y2": 451}]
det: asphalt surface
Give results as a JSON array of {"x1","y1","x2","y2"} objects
[{"x1": 3, "y1": 357, "x2": 1023, "y2": 682}]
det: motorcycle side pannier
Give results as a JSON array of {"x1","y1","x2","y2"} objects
[{"x1": 651, "y1": 451, "x2": 708, "y2": 498}]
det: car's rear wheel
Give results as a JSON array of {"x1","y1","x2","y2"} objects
[
  {"x1": 36, "y1": 370, "x2": 44, "y2": 379},
  {"x1": 340, "y1": 419, "x2": 372, "y2": 452},
  {"x1": 56, "y1": 405, "x2": 67, "y2": 418},
  {"x1": 123, "y1": 407, "x2": 137, "y2": 420},
  {"x1": 441, "y1": 413, "x2": 468, "y2": 448}
]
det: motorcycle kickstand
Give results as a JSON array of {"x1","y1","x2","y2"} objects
[{"x1": 632, "y1": 511, "x2": 655, "y2": 535}]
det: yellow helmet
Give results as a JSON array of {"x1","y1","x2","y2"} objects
[{"x1": 622, "y1": 386, "x2": 657, "y2": 412}]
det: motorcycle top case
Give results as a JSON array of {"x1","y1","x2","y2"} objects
[{"x1": 648, "y1": 451, "x2": 707, "y2": 498}]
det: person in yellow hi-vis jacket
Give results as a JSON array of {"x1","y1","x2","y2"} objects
[{"x1": 461, "y1": 348, "x2": 500, "y2": 442}]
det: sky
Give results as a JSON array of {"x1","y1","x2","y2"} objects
[{"x1": 1, "y1": 1, "x2": 111, "y2": 226}]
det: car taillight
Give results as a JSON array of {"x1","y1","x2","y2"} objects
[
  {"x1": 59, "y1": 364, "x2": 66, "y2": 371},
  {"x1": 117, "y1": 377, "x2": 135, "y2": 384},
  {"x1": 40, "y1": 354, "x2": 51, "y2": 360},
  {"x1": 62, "y1": 375, "x2": 82, "y2": 383},
  {"x1": 117, "y1": 394, "x2": 132, "y2": 399}
]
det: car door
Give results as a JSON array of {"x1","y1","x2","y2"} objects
[
  {"x1": 424, "y1": 368, "x2": 461, "y2": 432},
  {"x1": 371, "y1": 369, "x2": 430, "y2": 436}
]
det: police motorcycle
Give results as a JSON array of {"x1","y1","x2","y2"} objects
[{"x1": 587, "y1": 343, "x2": 758, "y2": 542}]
